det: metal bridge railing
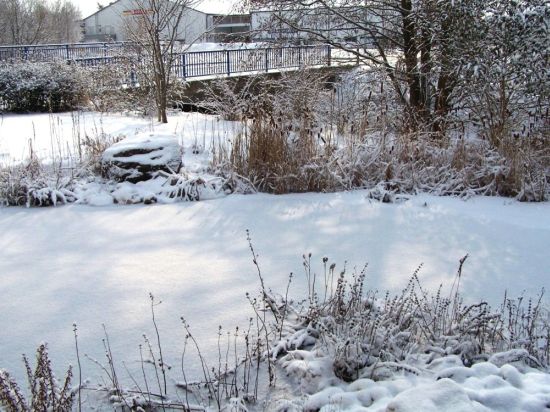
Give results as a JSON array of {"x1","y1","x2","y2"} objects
[
  {"x1": 0, "y1": 42, "x2": 129, "y2": 62},
  {"x1": 0, "y1": 42, "x2": 332, "y2": 80},
  {"x1": 172, "y1": 45, "x2": 330, "y2": 79}
]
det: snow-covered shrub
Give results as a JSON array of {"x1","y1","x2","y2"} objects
[
  {"x1": 228, "y1": 114, "x2": 331, "y2": 194},
  {"x1": 266, "y1": 256, "x2": 550, "y2": 385},
  {"x1": 460, "y1": 0, "x2": 549, "y2": 149},
  {"x1": 221, "y1": 122, "x2": 547, "y2": 199},
  {"x1": 212, "y1": 70, "x2": 341, "y2": 194},
  {"x1": 199, "y1": 75, "x2": 261, "y2": 121},
  {"x1": 0, "y1": 157, "x2": 76, "y2": 207},
  {"x1": 0, "y1": 344, "x2": 74, "y2": 411},
  {"x1": 325, "y1": 67, "x2": 402, "y2": 136},
  {"x1": 0, "y1": 143, "x2": 227, "y2": 207},
  {"x1": 83, "y1": 59, "x2": 158, "y2": 115},
  {"x1": 99, "y1": 174, "x2": 226, "y2": 205},
  {"x1": 0, "y1": 62, "x2": 88, "y2": 112},
  {"x1": 254, "y1": 256, "x2": 550, "y2": 410},
  {"x1": 210, "y1": 65, "x2": 548, "y2": 200}
]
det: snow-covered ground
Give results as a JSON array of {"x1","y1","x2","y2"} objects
[
  {"x1": 0, "y1": 111, "x2": 242, "y2": 168},
  {"x1": 1, "y1": 193, "x2": 549, "y2": 393},
  {"x1": 0, "y1": 112, "x2": 549, "y2": 409}
]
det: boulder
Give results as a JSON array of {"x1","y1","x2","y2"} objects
[{"x1": 101, "y1": 133, "x2": 183, "y2": 183}]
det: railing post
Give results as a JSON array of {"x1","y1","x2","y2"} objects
[
  {"x1": 265, "y1": 48, "x2": 269, "y2": 72},
  {"x1": 226, "y1": 50, "x2": 231, "y2": 76},
  {"x1": 181, "y1": 53, "x2": 187, "y2": 79},
  {"x1": 298, "y1": 46, "x2": 302, "y2": 67},
  {"x1": 65, "y1": 44, "x2": 70, "y2": 60},
  {"x1": 327, "y1": 45, "x2": 331, "y2": 66},
  {"x1": 24, "y1": 46, "x2": 29, "y2": 61}
]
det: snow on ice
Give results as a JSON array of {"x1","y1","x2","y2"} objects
[{"x1": 0, "y1": 111, "x2": 548, "y2": 410}]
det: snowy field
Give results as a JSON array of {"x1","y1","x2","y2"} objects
[
  {"x1": 0, "y1": 110, "x2": 242, "y2": 168},
  {"x1": 0, "y1": 112, "x2": 549, "y2": 409}
]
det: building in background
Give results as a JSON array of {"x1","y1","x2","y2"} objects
[
  {"x1": 250, "y1": 7, "x2": 384, "y2": 45},
  {"x1": 205, "y1": 14, "x2": 251, "y2": 42},
  {"x1": 81, "y1": 0, "x2": 206, "y2": 42},
  {"x1": 81, "y1": 0, "x2": 251, "y2": 44}
]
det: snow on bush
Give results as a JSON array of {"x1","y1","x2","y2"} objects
[
  {"x1": 0, "y1": 155, "x2": 77, "y2": 207},
  {"x1": 0, "y1": 344, "x2": 75, "y2": 411},
  {"x1": 73, "y1": 174, "x2": 227, "y2": 205},
  {"x1": 221, "y1": 114, "x2": 548, "y2": 201},
  {"x1": 0, "y1": 164, "x2": 229, "y2": 207},
  {"x1": 207, "y1": 68, "x2": 548, "y2": 201},
  {"x1": 258, "y1": 256, "x2": 550, "y2": 411},
  {"x1": 0, "y1": 62, "x2": 88, "y2": 112}
]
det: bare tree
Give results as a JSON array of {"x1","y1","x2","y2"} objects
[
  {"x1": 0, "y1": 0, "x2": 81, "y2": 45},
  {"x1": 246, "y1": 0, "x2": 483, "y2": 133},
  {"x1": 0, "y1": 0, "x2": 49, "y2": 44},
  {"x1": 124, "y1": 0, "x2": 200, "y2": 123},
  {"x1": 49, "y1": 0, "x2": 82, "y2": 43}
]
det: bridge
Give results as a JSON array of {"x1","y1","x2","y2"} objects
[{"x1": 0, "y1": 42, "x2": 336, "y2": 80}]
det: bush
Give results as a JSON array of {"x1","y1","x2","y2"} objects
[
  {"x1": 211, "y1": 67, "x2": 549, "y2": 201},
  {"x1": 0, "y1": 158, "x2": 77, "y2": 207},
  {"x1": 0, "y1": 62, "x2": 88, "y2": 112},
  {"x1": 265, "y1": 256, "x2": 550, "y2": 384},
  {"x1": 0, "y1": 344, "x2": 74, "y2": 411}
]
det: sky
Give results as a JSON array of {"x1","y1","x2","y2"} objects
[{"x1": 73, "y1": 0, "x2": 240, "y2": 18}]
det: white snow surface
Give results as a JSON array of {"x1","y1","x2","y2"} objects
[
  {"x1": 279, "y1": 349, "x2": 550, "y2": 411},
  {"x1": 185, "y1": 42, "x2": 271, "y2": 52},
  {"x1": 0, "y1": 192, "x2": 549, "y2": 407},
  {"x1": 0, "y1": 112, "x2": 549, "y2": 409},
  {"x1": 0, "y1": 111, "x2": 243, "y2": 168}
]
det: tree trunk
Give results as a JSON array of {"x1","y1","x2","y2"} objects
[
  {"x1": 159, "y1": 94, "x2": 168, "y2": 124},
  {"x1": 432, "y1": 74, "x2": 451, "y2": 135},
  {"x1": 401, "y1": 0, "x2": 424, "y2": 125},
  {"x1": 420, "y1": 27, "x2": 432, "y2": 117},
  {"x1": 432, "y1": 16, "x2": 455, "y2": 136}
]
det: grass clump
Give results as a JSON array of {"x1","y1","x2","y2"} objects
[
  {"x1": 0, "y1": 344, "x2": 74, "y2": 412},
  {"x1": 266, "y1": 255, "x2": 549, "y2": 385}
]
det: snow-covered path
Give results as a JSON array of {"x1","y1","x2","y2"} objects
[{"x1": 1, "y1": 192, "x2": 549, "y2": 388}]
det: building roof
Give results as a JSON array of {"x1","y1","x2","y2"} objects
[
  {"x1": 82, "y1": 0, "x2": 118, "y2": 20},
  {"x1": 82, "y1": 0, "x2": 224, "y2": 21}
]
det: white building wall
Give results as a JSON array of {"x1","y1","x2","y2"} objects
[
  {"x1": 83, "y1": 0, "x2": 207, "y2": 43},
  {"x1": 251, "y1": 9, "x2": 381, "y2": 44},
  {"x1": 178, "y1": 8, "x2": 207, "y2": 43}
]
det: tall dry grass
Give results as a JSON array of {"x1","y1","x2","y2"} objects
[{"x1": 209, "y1": 68, "x2": 549, "y2": 201}]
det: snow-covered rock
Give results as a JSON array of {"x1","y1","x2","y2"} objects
[{"x1": 101, "y1": 133, "x2": 183, "y2": 183}]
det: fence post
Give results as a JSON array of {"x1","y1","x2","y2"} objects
[
  {"x1": 327, "y1": 45, "x2": 331, "y2": 66},
  {"x1": 226, "y1": 50, "x2": 231, "y2": 76},
  {"x1": 65, "y1": 44, "x2": 70, "y2": 60},
  {"x1": 24, "y1": 46, "x2": 29, "y2": 60},
  {"x1": 265, "y1": 48, "x2": 269, "y2": 72},
  {"x1": 181, "y1": 53, "x2": 187, "y2": 79},
  {"x1": 298, "y1": 46, "x2": 302, "y2": 67}
]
